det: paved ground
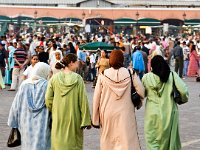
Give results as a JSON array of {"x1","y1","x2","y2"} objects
[{"x1": 0, "y1": 77, "x2": 200, "y2": 150}]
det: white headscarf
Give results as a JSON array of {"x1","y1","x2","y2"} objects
[{"x1": 28, "y1": 62, "x2": 50, "y2": 83}]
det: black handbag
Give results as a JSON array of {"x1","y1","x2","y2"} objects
[
  {"x1": 7, "y1": 128, "x2": 21, "y2": 147},
  {"x1": 172, "y1": 72, "x2": 186, "y2": 105},
  {"x1": 128, "y1": 69, "x2": 142, "y2": 110}
]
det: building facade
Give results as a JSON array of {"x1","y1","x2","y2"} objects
[{"x1": 0, "y1": 1, "x2": 200, "y2": 35}]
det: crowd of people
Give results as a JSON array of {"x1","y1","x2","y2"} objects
[
  {"x1": 0, "y1": 31, "x2": 197, "y2": 149},
  {"x1": 0, "y1": 32, "x2": 200, "y2": 89}
]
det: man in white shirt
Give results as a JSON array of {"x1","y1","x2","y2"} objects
[
  {"x1": 89, "y1": 52, "x2": 96, "y2": 81},
  {"x1": 196, "y1": 40, "x2": 200, "y2": 55},
  {"x1": 182, "y1": 41, "x2": 190, "y2": 77}
]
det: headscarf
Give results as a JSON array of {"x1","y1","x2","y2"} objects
[
  {"x1": 151, "y1": 55, "x2": 170, "y2": 82},
  {"x1": 28, "y1": 62, "x2": 50, "y2": 83},
  {"x1": 50, "y1": 50, "x2": 63, "y2": 65},
  {"x1": 55, "y1": 50, "x2": 63, "y2": 59}
]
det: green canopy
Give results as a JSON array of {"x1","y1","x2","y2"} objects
[
  {"x1": 0, "y1": 15, "x2": 11, "y2": 22},
  {"x1": 36, "y1": 17, "x2": 59, "y2": 23},
  {"x1": 114, "y1": 18, "x2": 136, "y2": 25},
  {"x1": 138, "y1": 18, "x2": 160, "y2": 26},
  {"x1": 79, "y1": 42, "x2": 115, "y2": 50},
  {"x1": 12, "y1": 16, "x2": 34, "y2": 22},
  {"x1": 185, "y1": 19, "x2": 200, "y2": 25}
]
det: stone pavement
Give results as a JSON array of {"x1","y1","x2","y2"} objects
[{"x1": 0, "y1": 77, "x2": 200, "y2": 150}]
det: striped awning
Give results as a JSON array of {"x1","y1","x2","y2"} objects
[
  {"x1": 12, "y1": 16, "x2": 34, "y2": 22},
  {"x1": 114, "y1": 18, "x2": 136, "y2": 25},
  {"x1": 138, "y1": 18, "x2": 160, "y2": 26},
  {"x1": 185, "y1": 19, "x2": 200, "y2": 25}
]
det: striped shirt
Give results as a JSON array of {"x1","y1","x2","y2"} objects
[{"x1": 14, "y1": 48, "x2": 28, "y2": 68}]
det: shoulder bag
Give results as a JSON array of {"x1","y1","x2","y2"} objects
[
  {"x1": 128, "y1": 69, "x2": 142, "y2": 109},
  {"x1": 172, "y1": 72, "x2": 186, "y2": 105}
]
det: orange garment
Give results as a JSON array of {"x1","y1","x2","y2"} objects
[
  {"x1": 119, "y1": 41, "x2": 124, "y2": 48},
  {"x1": 75, "y1": 45, "x2": 79, "y2": 54}
]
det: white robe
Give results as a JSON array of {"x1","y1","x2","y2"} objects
[{"x1": 8, "y1": 79, "x2": 51, "y2": 150}]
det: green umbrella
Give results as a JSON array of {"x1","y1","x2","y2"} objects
[{"x1": 79, "y1": 42, "x2": 115, "y2": 50}]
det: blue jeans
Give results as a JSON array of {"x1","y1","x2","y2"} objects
[{"x1": 183, "y1": 60, "x2": 189, "y2": 76}]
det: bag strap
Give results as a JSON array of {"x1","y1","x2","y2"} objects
[
  {"x1": 128, "y1": 69, "x2": 142, "y2": 149},
  {"x1": 171, "y1": 71, "x2": 175, "y2": 86},
  {"x1": 171, "y1": 72, "x2": 177, "y2": 93},
  {"x1": 128, "y1": 69, "x2": 136, "y2": 93}
]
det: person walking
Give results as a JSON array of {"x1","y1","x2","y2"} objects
[
  {"x1": 77, "y1": 49, "x2": 88, "y2": 81},
  {"x1": 8, "y1": 62, "x2": 51, "y2": 150},
  {"x1": 187, "y1": 45, "x2": 199, "y2": 77},
  {"x1": 45, "y1": 54, "x2": 91, "y2": 150},
  {"x1": 173, "y1": 41, "x2": 184, "y2": 78},
  {"x1": 182, "y1": 41, "x2": 190, "y2": 77},
  {"x1": 9, "y1": 42, "x2": 29, "y2": 91},
  {"x1": 142, "y1": 55, "x2": 189, "y2": 150},
  {"x1": 0, "y1": 42, "x2": 9, "y2": 89},
  {"x1": 92, "y1": 49, "x2": 110, "y2": 87},
  {"x1": 4, "y1": 42, "x2": 16, "y2": 85},
  {"x1": 92, "y1": 50, "x2": 144, "y2": 150},
  {"x1": 121, "y1": 46, "x2": 131, "y2": 68},
  {"x1": 131, "y1": 46, "x2": 145, "y2": 79}
]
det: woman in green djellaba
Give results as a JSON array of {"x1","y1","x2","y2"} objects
[
  {"x1": 142, "y1": 55, "x2": 189, "y2": 150},
  {"x1": 45, "y1": 54, "x2": 91, "y2": 150}
]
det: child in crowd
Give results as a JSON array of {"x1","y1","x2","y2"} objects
[{"x1": 22, "y1": 55, "x2": 39, "y2": 80}]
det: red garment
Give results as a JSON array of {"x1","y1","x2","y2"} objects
[
  {"x1": 39, "y1": 41, "x2": 44, "y2": 46},
  {"x1": 187, "y1": 50, "x2": 199, "y2": 77}
]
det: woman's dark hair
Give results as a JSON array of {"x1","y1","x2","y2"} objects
[
  {"x1": 151, "y1": 55, "x2": 170, "y2": 83},
  {"x1": 41, "y1": 36, "x2": 45, "y2": 42},
  {"x1": 68, "y1": 42, "x2": 76, "y2": 54},
  {"x1": 31, "y1": 54, "x2": 39, "y2": 59},
  {"x1": 101, "y1": 49, "x2": 109, "y2": 58},
  {"x1": 53, "y1": 43, "x2": 57, "y2": 49},
  {"x1": 55, "y1": 53, "x2": 77, "y2": 69},
  {"x1": 191, "y1": 45, "x2": 196, "y2": 52}
]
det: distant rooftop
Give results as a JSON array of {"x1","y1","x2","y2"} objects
[
  {"x1": 0, "y1": 0, "x2": 86, "y2": 5},
  {"x1": 1, "y1": 0, "x2": 200, "y2": 7},
  {"x1": 106, "y1": 0, "x2": 200, "y2": 7}
]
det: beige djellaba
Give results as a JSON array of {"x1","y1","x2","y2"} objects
[{"x1": 92, "y1": 67, "x2": 145, "y2": 150}]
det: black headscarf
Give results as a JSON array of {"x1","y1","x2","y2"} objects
[{"x1": 151, "y1": 55, "x2": 170, "y2": 83}]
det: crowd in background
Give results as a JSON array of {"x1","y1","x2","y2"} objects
[
  {"x1": 0, "y1": 31, "x2": 194, "y2": 149},
  {"x1": 0, "y1": 32, "x2": 199, "y2": 90}
]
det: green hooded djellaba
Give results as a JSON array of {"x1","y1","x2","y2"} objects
[
  {"x1": 142, "y1": 71, "x2": 189, "y2": 150},
  {"x1": 45, "y1": 71, "x2": 91, "y2": 150}
]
